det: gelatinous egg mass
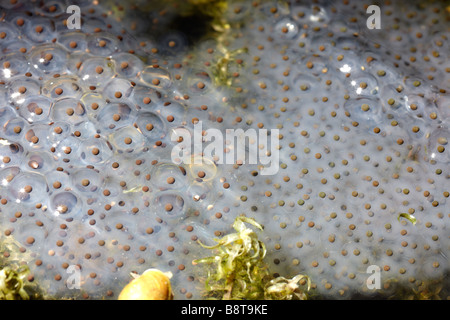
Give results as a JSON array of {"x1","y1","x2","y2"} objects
[{"x1": 0, "y1": 0, "x2": 448, "y2": 300}]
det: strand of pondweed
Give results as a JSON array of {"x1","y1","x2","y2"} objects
[{"x1": 193, "y1": 216, "x2": 311, "y2": 300}]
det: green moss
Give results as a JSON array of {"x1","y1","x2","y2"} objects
[{"x1": 194, "y1": 216, "x2": 311, "y2": 300}]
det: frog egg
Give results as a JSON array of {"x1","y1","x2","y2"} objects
[
  {"x1": 343, "y1": 97, "x2": 384, "y2": 132},
  {"x1": 12, "y1": 218, "x2": 49, "y2": 249},
  {"x1": 46, "y1": 170, "x2": 71, "y2": 193},
  {"x1": 103, "y1": 78, "x2": 134, "y2": 102},
  {"x1": 108, "y1": 126, "x2": 145, "y2": 154},
  {"x1": 49, "y1": 191, "x2": 82, "y2": 219},
  {"x1": 0, "y1": 166, "x2": 20, "y2": 188},
  {"x1": 95, "y1": 102, "x2": 137, "y2": 133},
  {"x1": 87, "y1": 32, "x2": 120, "y2": 56},
  {"x1": 1, "y1": 38, "x2": 33, "y2": 55},
  {"x1": 51, "y1": 98, "x2": 86, "y2": 125},
  {"x1": 150, "y1": 162, "x2": 188, "y2": 192},
  {"x1": 23, "y1": 125, "x2": 50, "y2": 150},
  {"x1": 79, "y1": 92, "x2": 107, "y2": 120},
  {"x1": 134, "y1": 111, "x2": 166, "y2": 142},
  {"x1": 111, "y1": 52, "x2": 144, "y2": 79},
  {"x1": 139, "y1": 65, "x2": 172, "y2": 90},
  {"x1": 0, "y1": 140, "x2": 23, "y2": 168},
  {"x1": 24, "y1": 16, "x2": 56, "y2": 44},
  {"x1": 157, "y1": 31, "x2": 188, "y2": 57},
  {"x1": 48, "y1": 121, "x2": 72, "y2": 144},
  {"x1": 186, "y1": 156, "x2": 218, "y2": 183},
  {"x1": 71, "y1": 167, "x2": 104, "y2": 194},
  {"x1": 18, "y1": 95, "x2": 53, "y2": 124},
  {"x1": 78, "y1": 137, "x2": 114, "y2": 165},
  {"x1": 35, "y1": 0, "x2": 67, "y2": 17},
  {"x1": 7, "y1": 76, "x2": 41, "y2": 106},
  {"x1": 426, "y1": 126, "x2": 449, "y2": 164},
  {"x1": 344, "y1": 71, "x2": 379, "y2": 98},
  {"x1": 7, "y1": 171, "x2": 49, "y2": 206},
  {"x1": 77, "y1": 56, "x2": 115, "y2": 88},
  {"x1": 65, "y1": 51, "x2": 90, "y2": 75},
  {"x1": 52, "y1": 135, "x2": 81, "y2": 164},
  {"x1": 274, "y1": 18, "x2": 299, "y2": 40},
  {"x1": 72, "y1": 120, "x2": 98, "y2": 139},
  {"x1": 1, "y1": 117, "x2": 27, "y2": 140},
  {"x1": 42, "y1": 75, "x2": 82, "y2": 100},
  {"x1": 184, "y1": 69, "x2": 214, "y2": 96},
  {"x1": 98, "y1": 209, "x2": 139, "y2": 235},
  {"x1": 1, "y1": 52, "x2": 29, "y2": 80},
  {"x1": 132, "y1": 85, "x2": 163, "y2": 111},
  {"x1": 155, "y1": 101, "x2": 187, "y2": 127},
  {"x1": 28, "y1": 43, "x2": 68, "y2": 77},
  {"x1": 0, "y1": 21, "x2": 20, "y2": 44},
  {"x1": 22, "y1": 151, "x2": 54, "y2": 174},
  {"x1": 185, "y1": 181, "x2": 214, "y2": 206},
  {"x1": 153, "y1": 191, "x2": 186, "y2": 221},
  {"x1": 57, "y1": 31, "x2": 88, "y2": 52},
  {"x1": 291, "y1": 73, "x2": 321, "y2": 96}
]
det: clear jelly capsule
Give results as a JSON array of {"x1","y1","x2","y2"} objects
[
  {"x1": 155, "y1": 100, "x2": 187, "y2": 127},
  {"x1": 153, "y1": 191, "x2": 186, "y2": 221},
  {"x1": 50, "y1": 98, "x2": 86, "y2": 125},
  {"x1": 24, "y1": 125, "x2": 50, "y2": 149},
  {"x1": 42, "y1": 75, "x2": 82, "y2": 100},
  {"x1": 343, "y1": 97, "x2": 383, "y2": 131},
  {"x1": 108, "y1": 126, "x2": 145, "y2": 155},
  {"x1": 0, "y1": 166, "x2": 21, "y2": 187},
  {"x1": 0, "y1": 140, "x2": 23, "y2": 168},
  {"x1": 78, "y1": 137, "x2": 114, "y2": 165},
  {"x1": 24, "y1": 16, "x2": 56, "y2": 43},
  {"x1": 0, "y1": 106, "x2": 16, "y2": 127},
  {"x1": 139, "y1": 65, "x2": 172, "y2": 90},
  {"x1": 111, "y1": 52, "x2": 144, "y2": 80},
  {"x1": 1, "y1": 38, "x2": 33, "y2": 55},
  {"x1": 77, "y1": 56, "x2": 115, "y2": 88},
  {"x1": 22, "y1": 150, "x2": 54, "y2": 174},
  {"x1": 28, "y1": 43, "x2": 68, "y2": 77},
  {"x1": 157, "y1": 31, "x2": 188, "y2": 57},
  {"x1": 184, "y1": 69, "x2": 214, "y2": 96},
  {"x1": 134, "y1": 111, "x2": 166, "y2": 142},
  {"x1": 150, "y1": 162, "x2": 188, "y2": 192},
  {"x1": 49, "y1": 191, "x2": 82, "y2": 219},
  {"x1": 1, "y1": 52, "x2": 29, "y2": 79},
  {"x1": 46, "y1": 169, "x2": 71, "y2": 192},
  {"x1": 7, "y1": 76, "x2": 41, "y2": 106},
  {"x1": 35, "y1": 0, "x2": 67, "y2": 17},
  {"x1": 95, "y1": 102, "x2": 136, "y2": 133},
  {"x1": 274, "y1": 18, "x2": 299, "y2": 40},
  {"x1": 71, "y1": 167, "x2": 104, "y2": 194},
  {"x1": 57, "y1": 31, "x2": 88, "y2": 52},
  {"x1": 99, "y1": 209, "x2": 139, "y2": 235},
  {"x1": 0, "y1": 21, "x2": 20, "y2": 44},
  {"x1": 132, "y1": 85, "x2": 162, "y2": 111},
  {"x1": 87, "y1": 32, "x2": 120, "y2": 56},
  {"x1": 52, "y1": 135, "x2": 81, "y2": 164},
  {"x1": 13, "y1": 218, "x2": 49, "y2": 249},
  {"x1": 344, "y1": 71, "x2": 379, "y2": 98},
  {"x1": 7, "y1": 171, "x2": 49, "y2": 206},
  {"x1": 103, "y1": 78, "x2": 134, "y2": 102},
  {"x1": 426, "y1": 126, "x2": 449, "y2": 164},
  {"x1": 1, "y1": 117, "x2": 27, "y2": 140}
]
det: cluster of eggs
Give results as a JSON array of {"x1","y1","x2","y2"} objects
[{"x1": 0, "y1": 0, "x2": 448, "y2": 299}]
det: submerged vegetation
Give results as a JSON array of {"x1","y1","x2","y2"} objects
[
  {"x1": 194, "y1": 216, "x2": 311, "y2": 300},
  {"x1": 0, "y1": 265, "x2": 30, "y2": 300}
]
